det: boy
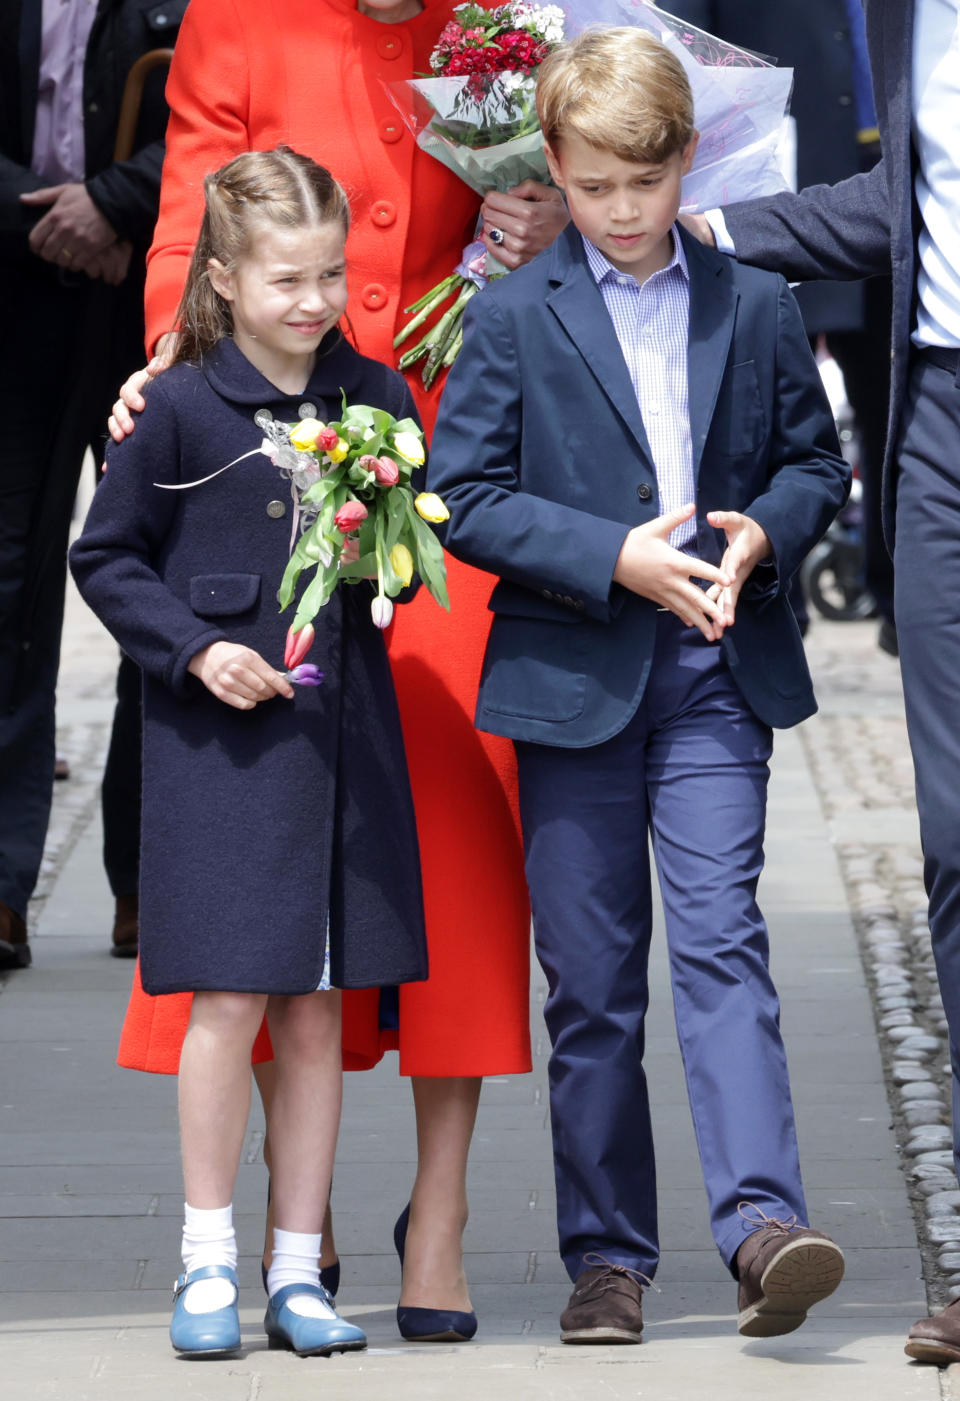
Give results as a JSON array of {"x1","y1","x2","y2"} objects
[{"x1": 427, "y1": 29, "x2": 851, "y2": 1344}]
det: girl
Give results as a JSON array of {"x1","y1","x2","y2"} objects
[{"x1": 70, "y1": 149, "x2": 428, "y2": 1358}]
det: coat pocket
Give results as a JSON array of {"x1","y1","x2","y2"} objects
[
  {"x1": 714, "y1": 361, "x2": 767, "y2": 456},
  {"x1": 189, "y1": 573, "x2": 261, "y2": 618}
]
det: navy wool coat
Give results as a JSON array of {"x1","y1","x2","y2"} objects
[{"x1": 70, "y1": 336, "x2": 428, "y2": 996}]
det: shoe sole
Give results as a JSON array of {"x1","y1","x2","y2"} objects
[
  {"x1": 738, "y1": 1238, "x2": 845, "y2": 1338},
  {"x1": 398, "y1": 1328, "x2": 475, "y2": 1342},
  {"x1": 267, "y1": 1333, "x2": 367, "y2": 1357},
  {"x1": 173, "y1": 1344, "x2": 241, "y2": 1358},
  {"x1": 561, "y1": 1327, "x2": 643, "y2": 1345},
  {"x1": 110, "y1": 944, "x2": 139, "y2": 959},
  {"x1": 904, "y1": 1338, "x2": 960, "y2": 1366}
]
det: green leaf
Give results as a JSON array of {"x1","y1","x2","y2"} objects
[{"x1": 411, "y1": 513, "x2": 449, "y2": 609}]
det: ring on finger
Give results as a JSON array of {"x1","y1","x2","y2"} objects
[
  {"x1": 60, "y1": 248, "x2": 73, "y2": 263},
  {"x1": 488, "y1": 226, "x2": 505, "y2": 246}
]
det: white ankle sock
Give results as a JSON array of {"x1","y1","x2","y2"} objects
[
  {"x1": 179, "y1": 1203, "x2": 237, "y2": 1313},
  {"x1": 268, "y1": 1229, "x2": 336, "y2": 1318}
]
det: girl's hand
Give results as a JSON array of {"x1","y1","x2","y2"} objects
[
  {"x1": 705, "y1": 510, "x2": 773, "y2": 627},
  {"x1": 613, "y1": 504, "x2": 731, "y2": 642},
  {"x1": 479, "y1": 180, "x2": 569, "y2": 270},
  {"x1": 188, "y1": 642, "x2": 295, "y2": 709},
  {"x1": 107, "y1": 333, "x2": 178, "y2": 442}
]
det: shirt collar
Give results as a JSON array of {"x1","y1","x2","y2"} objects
[{"x1": 582, "y1": 225, "x2": 688, "y2": 289}]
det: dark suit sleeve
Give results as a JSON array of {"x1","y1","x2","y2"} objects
[
  {"x1": 69, "y1": 377, "x2": 227, "y2": 694},
  {"x1": 0, "y1": 153, "x2": 46, "y2": 250},
  {"x1": 742, "y1": 278, "x2": 851, "y2": 588},
  {"x1": 427, "y1": 295, "x2": 631, "y2": 623},
  {"x1": 723, "y1": 160, "x2": 892, "y2": 282},
  {"x1": 86, "y1": 140, "x2": 165, "y2": 245}
]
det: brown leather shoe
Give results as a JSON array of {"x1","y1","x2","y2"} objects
[
  {"x1": 0, "y1": 901, "x2": 31, "y2": 970},
  {"x1": 905, "y1": 1299, "x2": 960, "y2": 1364},
  {"x1": 560, "y1": 1255, "x2": 647, "y2": 1344},
  {"x1": 110, "y1": 894, "x2": 139, "y2": 959},
  {"x1": 735, "y1": 1204, "x2": 844, "y2": 1337}
]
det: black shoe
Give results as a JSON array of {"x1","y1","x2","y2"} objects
[
  {"x1": 878, "y1": 618, "x2": 899, "y2": 657},
  {"x1": 0, "y1": 902, "x2": 30, "y2": 969}
]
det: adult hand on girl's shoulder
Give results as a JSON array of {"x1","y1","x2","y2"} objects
[
  {"x1": 479, "y1": 180, "x2": 568, "y2": 270},
  {"x1": 188, "y1": 642, "x2": 295, "y2": 709},
  {"x1": 107, "y1": 333, "x2": 178, "y2": 443}
]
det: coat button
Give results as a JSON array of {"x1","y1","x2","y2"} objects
[
  {"x1": 379, "y1": 118, "x2": 403, "y2": 144},
  {"x1": 838, "y1": 93, "x2": 852, "y2": 106},
  {"x1": 376, "y1": 33, "x2": 403, "y2": 59},
  {"x1": 361, "y1": 283, "x2": 387, "y2": 311},
  {"x1": 371, "y1": 199, "x2": 397, "y2": 228},
  {"x1": 541, "y1": 587, "x2": 553, "y2": 600},
  {"x1": 267, "y1": 499, "x2": 286, "y2": 519},
  {"x1": 637, "y1": 483, "x2": 652, "y2": 501}
]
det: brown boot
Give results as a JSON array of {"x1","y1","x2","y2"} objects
[
  {"x1": 905, "y1": 1300, "x2": 960, "y2": 1364},
  {"x1": 110, "y1": 894, "x2": 139, "y2": 959},
  {"x1": 560, "y1": 1254, "x2": 648, "y2": 1344},
  {"x1": 0, "y1": 901, "x2": 30, "y2": 969},
  {"x1": 735, "y1": 1204, "x2": 844, "y2": 1337}
]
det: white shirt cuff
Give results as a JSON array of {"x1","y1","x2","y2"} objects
[{"x1": 705, "y1": 208, "x2": 736, "y2": 256}]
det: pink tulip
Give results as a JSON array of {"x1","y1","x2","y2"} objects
[
  {"x1": 316, "y1": 427, "x2": 340, "y2": 451},
  {"x1": 373, "y1": 456, "x2": 400, "y2": 486},
  {"x1": 284, "y1": 622, "x2": 315, "y2": 670}
]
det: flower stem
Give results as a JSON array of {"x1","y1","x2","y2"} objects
[{"x1": 393, "y1": 276, "x2": 461, "y2": 348}]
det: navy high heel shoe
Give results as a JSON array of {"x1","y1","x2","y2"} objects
[{"x1": 394, "y1": 1203, "x2": 478, "y2": 1342}]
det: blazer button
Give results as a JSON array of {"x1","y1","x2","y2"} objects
[
  {"x1": 573, "y1": 600, "x2": 585, "y2": 613},
  {"x1": 637, "y1": 482, "x2": 653, "y2": 501},
  {"x1": 267, "y1": 499, "x2": 286, "y2": 519},
  {"x1": 376, "y1": 33, "x2": 403, "y2": 59},
  {"x1": 371, "y1": 199, "x2": 397, "y2": 228},
  {"x1": 541, "y1": 587, "x2": 553, "y2": 600},
  {"x1": 563, "y1": 594, "x2": 574, "y2": 606},
  {"x1": 361, "y1": 283, "x2": 387, "y2": 311},
  {"x1": 379, "y1": 118, "x2": 403, "y2": 144}
]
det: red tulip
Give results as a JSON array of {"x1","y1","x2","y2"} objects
[
  {"x1": 316, "y1": 427, "x2": 340, "y2": 451},
  {"x1": 284, "y1": 622, "x2": 315, "y2": 669},
  {"x1": 334, "y1": 500, "x2": 368, "y2": 533}
]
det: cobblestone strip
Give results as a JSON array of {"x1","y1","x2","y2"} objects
[
  {"x1": 29, "y1": 721, "x2": 110, "y2": 924},
  {"x1": 800, "y1": 662, "x2": 958, "y2": 1312}
]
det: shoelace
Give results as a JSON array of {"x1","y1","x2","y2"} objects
[
  {"x1": 737, "y1": 1201, "x2": 799, "y2": 1235},
  {"x1": 580, "y1": 1252, "x2": 661, "y2": 1294}
]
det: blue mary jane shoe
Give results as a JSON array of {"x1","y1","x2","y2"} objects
[
  {"x1": 394, "y1": 1204, "x2": 478, "y2": 1342},
  {"x1": 170, "y1": 1264, "x2": 241, "y2": 1357},
  {"x1": 264, "y1": 1283, "x2": 367, "y2": 1356}
]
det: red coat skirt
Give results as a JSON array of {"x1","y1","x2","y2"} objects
[{"x1": 117, "y1": 0, "x2": 531, "y2": 1076}]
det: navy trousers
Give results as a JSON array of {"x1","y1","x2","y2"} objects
[
  {"x1": 894, "y1": 354, "x2": 960, "y2": 1175},
  {"x1": 516, "y1": 613, "x2": 807, "y2": 1281}
]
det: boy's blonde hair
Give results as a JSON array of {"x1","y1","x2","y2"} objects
[
  {"x1": 536, "y1": 28, "x2": 695, "y2": 165},
  {"x1": 172, "y1": 147, "x2": 350, "y2": 366}
]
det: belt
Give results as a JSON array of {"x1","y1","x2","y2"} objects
[{"x1": 919, "y1": 345, "x2": 960, "y2": 375}]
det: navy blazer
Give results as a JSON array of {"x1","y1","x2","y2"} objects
[
  {"x1": 723, "y1": 0, "x2": 911, "y2": 541},
  {"x1": 427, "y1": 224, "x2": 849, "y2": 747}
]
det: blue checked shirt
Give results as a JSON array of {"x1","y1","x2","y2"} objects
[{"x1": 583, "y1": 230, "x2": 696, "y2": 549}]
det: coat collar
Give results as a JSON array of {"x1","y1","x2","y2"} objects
[
  {"x1": 545, "y1": 223, "x2": 738, "y2": 480},
  {"x1": 200, "y1": 332, "x2": 367, "y2": 413}
]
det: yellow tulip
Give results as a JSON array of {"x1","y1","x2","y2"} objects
[
  {"x1": 414, "y1": 492, "x2": 449, "y2": 524},
  {"x1": 326, "y1": 438, "x2": 349, "y2": 464},
  {"x1": 289, "y1": 418, "x2": 325, "y2": 451},
  {"x1": 392, "y1": 431, "x2": 426, "y2": 467},
  {"x1": 390, "y1": 543, "x2": 414, "y2": 587}
]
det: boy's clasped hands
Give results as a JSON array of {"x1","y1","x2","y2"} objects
[{"x1": 613, "y1": 502, "x2": 773, "y2": 643}]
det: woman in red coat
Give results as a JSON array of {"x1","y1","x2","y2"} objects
[{"x1": 111, "y1": 0, "x2": 567, "y2": 1330}]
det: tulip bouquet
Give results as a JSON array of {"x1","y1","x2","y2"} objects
[
  {"x1": 258, "y1": 398, "x2": 448, "y2": 656},
  {"x1": 388, "y1": 1, "x2": 566, "y2": 387}
]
